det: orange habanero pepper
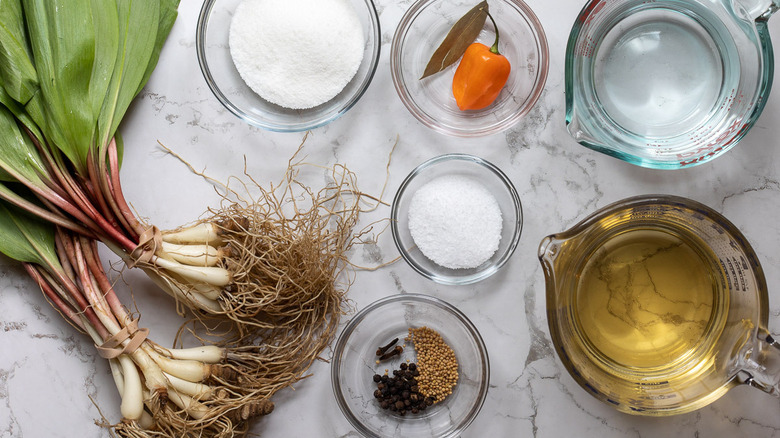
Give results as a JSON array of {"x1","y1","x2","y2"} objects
[{"x1": 452, "y1": 13, "x2": 511, "y2": 111}]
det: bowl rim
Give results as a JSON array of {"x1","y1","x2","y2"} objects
[
  {"x1": 390, "y1": 153, "x2": 523, "y2": 285},
  {"x1": 390, "y1": 0, "x2": 550, "y2": 137},
  {"x1": 195, "y1": 0, "x2": 382, "y2": 132},
  {"x1": 331, "y1": 293, "x2": 491, "y2": 438}
]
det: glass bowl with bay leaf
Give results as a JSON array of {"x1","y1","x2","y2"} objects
[{"x1": 391, "y1": 0, "x2": 548, "y2": 137}]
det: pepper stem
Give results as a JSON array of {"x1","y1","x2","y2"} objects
[{"x1": 487, "y1": 11, "x2": 501, "y2": 54}]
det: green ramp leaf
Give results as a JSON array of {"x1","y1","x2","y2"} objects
[
  {"x1": 22, "y1": 0, "x2": 119, "y2": 173},
  {"x1": 97, "y1": 0, "x2": 161, "y2": 150},
  {"x1": 0, "y1": 0, "x2": 38, "y2": 104},
  {"x1": 134, "y1": 0, "x2": 180, "y2": 98},
  {"x1": 0, "y1": 199, "x2": 57, "y2": 267},
  {"x1": 0, "y1": 104, "x2": 48, "y2": 186}
]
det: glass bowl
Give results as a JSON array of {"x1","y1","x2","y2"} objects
[
  {"x1": 391, "y1": 0, "x2": 549, "y2": 137},
  {"x1": 196, "y1": 0, "x2": 381, "y2": 132},
  {"x1": 332, "y1": 293, "x2": 490, "y2": 438},
  {"x1": 391, "y1": 154, "x2": 523, "y2": 285}
]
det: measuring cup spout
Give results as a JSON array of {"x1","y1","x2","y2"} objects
[
  {"x1": 565, "y1": 105, "x2": 598, "y2": 145},
  {"x1": 538, "y1": 235, "x2": 561, "y2": 265},
  {"x1": 733, "y1": 0, "x2": 780, "y2": 20},
  {"x1": 538, "y1": 235, "x2": 566, "y2": 296},
  {"x1": 736, "y1": 330, "x2": 780, "y2": 396}
]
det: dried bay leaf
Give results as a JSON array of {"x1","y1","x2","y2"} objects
[{"x1": 420, "y1": 1, "x2": 489, "y2": 80}]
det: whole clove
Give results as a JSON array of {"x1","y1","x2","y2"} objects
[
  {"x1": 376, "y1": 338, "x2": 399, "y2": 356},
  {"x1": 378, "y1": 345, "x2": 403, "y2": 361}
]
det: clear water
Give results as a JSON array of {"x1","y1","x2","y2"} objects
[{"x1": 594, "y1": 9, "x2": 724, "y2": 139}]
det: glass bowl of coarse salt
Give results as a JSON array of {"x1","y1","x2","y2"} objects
[
  {"x1": 391, "y1": 154, "x2": 522, "y2": 285},
  {"x1": 196, "y1": 0, "x2": 381, "y2": 132}
]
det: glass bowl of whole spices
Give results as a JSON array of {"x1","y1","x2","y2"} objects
[
  {"x1": 197, "y1": 0, "x2": 381, "y2": 132},
  {"x1": 331, "y1": 294, "x2": 490, "y2": 438}
]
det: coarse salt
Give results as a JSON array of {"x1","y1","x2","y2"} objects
[
  {"x1": 229, "y1": 0, "x2": 364, "y2": 109},
  {"x1": 408, "y1": 175, "x2": 502, "y2": 269}
]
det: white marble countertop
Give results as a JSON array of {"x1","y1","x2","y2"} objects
[{"x1": 2, "y1": 0, "x2": 780, "y2": 437}]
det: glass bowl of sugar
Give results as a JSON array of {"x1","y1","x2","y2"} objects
[
  {"x1": 391, "y1": 154, "x2": 522, "y2": 285},
  {"x1": 196, "y1": 0, "x2": 381, "y2": 132}
]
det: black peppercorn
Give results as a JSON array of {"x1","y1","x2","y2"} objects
[{"x1": 372, "y1": 362, "x2": 429, "y2": 417}]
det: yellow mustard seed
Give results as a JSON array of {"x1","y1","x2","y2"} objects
[{"x1": 408, "y1": 326, "x2": 459, "y2": 403}]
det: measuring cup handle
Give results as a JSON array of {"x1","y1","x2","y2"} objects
[
  {"x1": 738, "y1": 330, "x2": 780, "y2": 396},
  {"x1": 734, "y1": 0, "x2": 780, "y2": 20}
]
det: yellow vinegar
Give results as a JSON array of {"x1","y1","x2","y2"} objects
[{"x1": 574, "y1": 227, "x2": 724, "y2": 371}]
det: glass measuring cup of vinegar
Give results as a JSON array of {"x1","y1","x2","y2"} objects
[
  {"x1": 539, "y1": 195, "x2": 780, "y2": 415},
  {"x1": 565, "y1": 0, "x2": 779, "y2": 169}
]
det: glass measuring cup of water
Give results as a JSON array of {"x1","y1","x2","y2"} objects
[
  {"x1": 565, "y1": 0, "x2": 779, "y2": 169},
  {"x1": 539, "y1": 195, "x2": 780, "y2": 415}
]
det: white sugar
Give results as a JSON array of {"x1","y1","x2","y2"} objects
[
  {"x1": 229, "y1": 0, "x2": 365, "y2": 109},
  {"x1": 408, "y1": 175, "x2": 503, "y2": 269}
]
